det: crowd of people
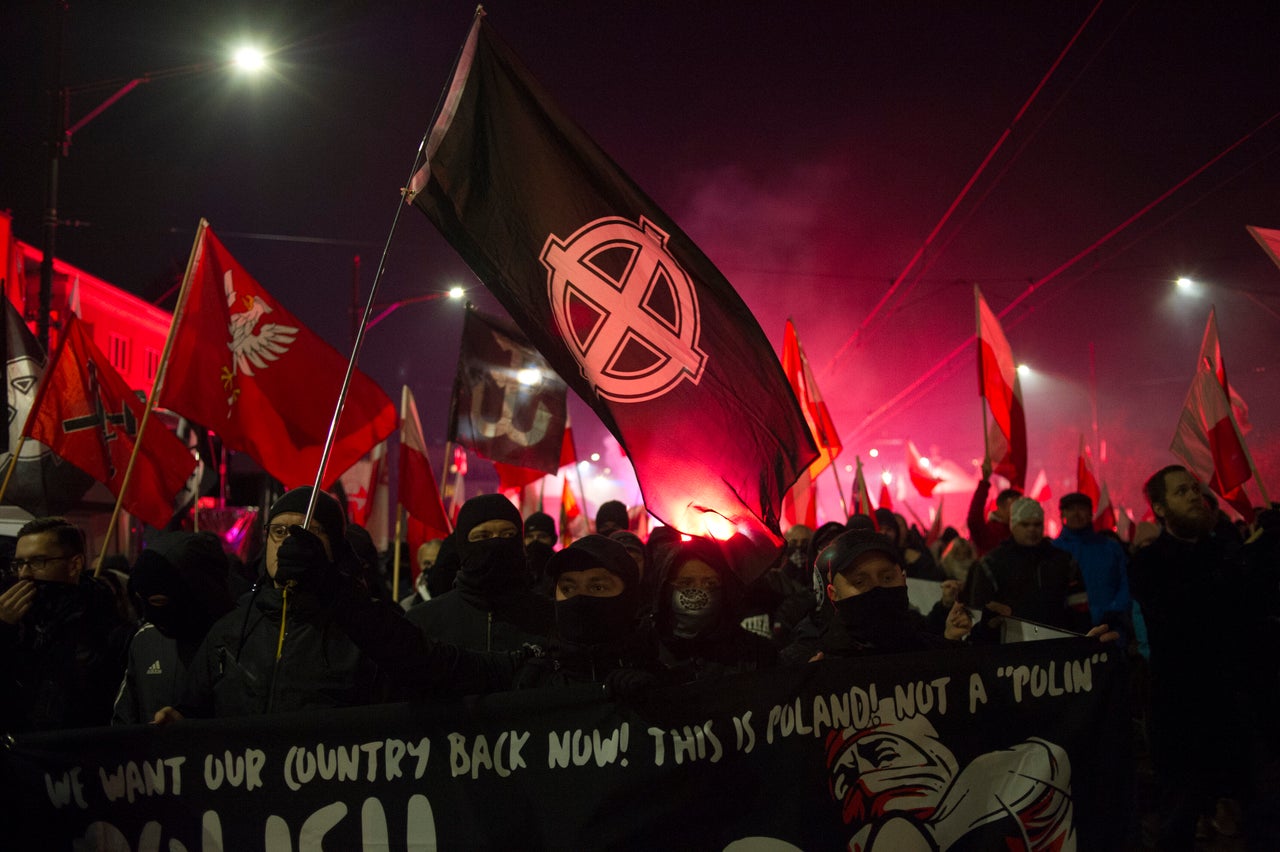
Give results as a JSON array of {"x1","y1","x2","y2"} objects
[{"x1": 0, "y1": 463, "x2": 1276, "y2": 848}]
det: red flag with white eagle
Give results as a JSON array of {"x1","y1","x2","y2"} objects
[
  {"x1": 156, "y1": 222, "x2": 396, "y2": 490},
  {"x1": 23, "y1": 316, "x2": 195, "y2": 528},
  {"x1": 974, "y1": 286, "x2": 1027, "y2": 489}
]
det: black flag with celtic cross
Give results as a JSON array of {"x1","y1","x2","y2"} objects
[{"x1": 408, "y1": 12, "x2": 817, "y2": 552}]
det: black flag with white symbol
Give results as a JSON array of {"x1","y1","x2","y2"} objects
[
  {"x1": 449, "y1": 307, "x2": 568, "y2": 476},
  {"x1": 409, "y1": 13, "x2": 816, "y2": 549}
]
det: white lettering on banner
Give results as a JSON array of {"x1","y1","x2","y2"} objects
[
  {"x1": 448, "y1": 730, "x2": 530, "y2": 779},
  {"x1": 98, "y1": 756, "x2": 187, "y2": 803},
  {"x1": 546, "y1": 724, "x2": 631, "y2": 769},
  {"x1": 283, "y1": 738, "x2": 430, "y2": 793},
  {"x1": 997, "y1": 653, "x2": 1103, "y2": 703},
  {"x1": 43, "y1": 767, "x2": 88, "y2": 809},
  {"x1": 542, "y1": 216, "x2": 706, "y2": 403},
  {"x1": 203, "y1": 749, "x2": 264, "y2": 791},
  {"x1": 78, "y1": 795, "x2": 437, "y2": 852}
]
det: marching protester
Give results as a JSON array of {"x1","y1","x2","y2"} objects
[
  {"x1": 651, "y1": 537, "x2": 777, "y2": 683},
  {"x1": 155, "y1": 488, "x2": 517, "y2": 721},
  {"x1": 524, "y1": 510, "x2": 558, "y2": 597},
  {"x1": 399, "y1": 537, "x2": 442, "y2": 610},
  {"x1": 594, "y1": 499, "x2": 631, "y2": 536},
  {"x1": 408, "y1": 494, "x2": 553, "y2": 652},
  {"x1": 1129, "y1": 465, "x2": 1278, "y2": 847},
  {"x1": 799, "y1": 528, "x2": 974, "y2": 659},
  {"x1": 1052, "y1": 492, "x2": 1131, "y2": 640},
  {"x1": 874, "y1": 508, "x2": 944, "y2": 580},
  {"x1": 113, "y1": 531, "x2": 234, "y2": 725},
  {"x1": 0, "y1": 518, "x2": 131, "y2": 733},
  {"x1": 965, "y1": 497, "x2": 1092, "y2": 638},
  {"x1": 965, "y1": 458, "x2": 1022, "y2": 557},
  {"x1": 513, "y1": 534, "x2": 663, "y2": 692},
  {"x1": 424, "y1": 533, "x2": 463, "y2": 598}
]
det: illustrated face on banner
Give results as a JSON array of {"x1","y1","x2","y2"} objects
[
  {"x1": 5, "y1": 354, "x2": 44, "y2": 465},
  {"x1": 826, "y1": 709, "x2": 958, "y2": 825}
]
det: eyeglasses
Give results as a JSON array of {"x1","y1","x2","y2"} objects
[
  {"x1": 266, "y1": 524, "x2": 328, "y2": 543},
  {"x1": 11, "y1": 555, "x2": 71, "y2": 574}
]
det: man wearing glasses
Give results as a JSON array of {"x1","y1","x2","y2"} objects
[{"x1": 0, "y1": 517, "x2": 130, "y2": 732}]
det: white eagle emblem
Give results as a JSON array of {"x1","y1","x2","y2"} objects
[{"x1": 219, "y1": 270, "x2": 299, "y2": 407}]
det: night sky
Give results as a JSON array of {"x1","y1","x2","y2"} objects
[{"x1": 3, "y1": 1, "x2": 1278, "y2": 526}]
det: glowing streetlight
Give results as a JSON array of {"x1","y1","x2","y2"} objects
[
  {"x1": 881, "y1": 470, "x2": 893, "y2": 486},
  {"x1": 516, "y1": 368, "x2": 541, "y2": 386},
  {"x1": 447, "y1": 286, "x2": 465, "y2": 299},
  {"x1": 919, "y1": 456, "x2": 932, "y2": 469},
  {"x1": 38, "y1": 35, "x2": 272, "y2": 350},
  {"x1": 1175, "y1": 276, "x2": 1196, "y2": 291},
  {"x1": 589, "y1": 452, "x2": 600, "y2": 462},
  {"x1": 1016, "y1": 364, "x2": 1032, "y2": 377},
  {"x1": 869, "y1": 448, "x2": 879, "y2": 458},
  {"x1": 233, "y1": 46, "x2": 267, "y2": 72}
]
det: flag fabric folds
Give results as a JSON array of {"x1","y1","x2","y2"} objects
[
  {"x1": 1028, "y1": 468, "x2": 1052, "y2": 504},
  {"x1": 156, "y1": 224, "x2": 396, "y2": 490},
  {"x1": 409, "y1": 14, "x2": 817, "y2": 544},
  {"x1": 400, "y1": 385, "x2": 451, "y2": 545},
  {"x1": 1247, "y1": 224, "x2": 1280, "y2": 277},
  {"x1": 1170, "y1": 363, "x2": 1254, "y2": 518},
  {"x1": 0, "y1": 298, "x2": 95, "y2": 515},
  {"x1": 905, "y1": 439, "x2": 942, "y2": 498},
  {"x1": 974, "y1": 286, "x2": 1027, "y2": 489},
  {"x1": 849, "y1": 457, "x2": 875, "y2": 524},
  {"x1": 559, "y1": 478, "x2": 586, "y2": 546},
  {"x1": 23, "y1": 316, "x2": 195, "y2": 528},
  {"x1": 782, "y1": 468, "x2": 817, "y2": 529},
  {"x1": 450, "y1": 307, "x2": 568, "y2": 476},
  {"x1": 1197, "y1": 307, "x2": 1249, "y2": 431},
  {"x1": 782, "y1": 319, "x2": 842, "y2": 478},
  {"x1": 877, "y1": 481, "x2": 894, "y2": 512}
]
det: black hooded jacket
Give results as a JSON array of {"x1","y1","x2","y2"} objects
[
  {"x1": 0, "y1": 575, "x2": 130, "y2": 733},
  {"x1": 113, "y1": 532, "x2": 234, "y2": 725},
  {"x1": 651, "y1": 538, "x2": 777, "y2": 684}
]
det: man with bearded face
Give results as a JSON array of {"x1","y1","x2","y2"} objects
[
  {"x1": 113, "y1": 531, "x2": 233, "y2": 725},
  {"x1": 652, "y1": 538, "x2": 776, "y2": 684},
  {"x1": 1130, "y1": 465, "x2": 1274, "y2": 846},
  {"x1": 0, "y1": 517, "x2": 130, "y2": 731},
  {"x1": 408, "y1": 494, "x2": 553, "y2": 652}
]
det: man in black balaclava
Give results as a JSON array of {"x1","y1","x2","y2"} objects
[
  {"x1": 513, "y1": 534, "x2": 661, "y2": 691},
  {"x1": 408, "y1": 494, "x2": 553, "y2": 652},
  {"x1": 114, "y1": 531, "x2": 233, "y2": 724},
  {"x1": 524, "y1": 511, "x2": 558, "y2": 597}
]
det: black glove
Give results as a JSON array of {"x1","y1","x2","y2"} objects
[
  {"x1": 602, "y1": 667, "x2": 658, "y2": 702},
  {"x1": 274, "y1": 526, "x2": 331, "y2": 587}
]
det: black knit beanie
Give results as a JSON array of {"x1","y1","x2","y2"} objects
[{"x1": 268, "y1": 487, "x2": 346, "y2": 545}]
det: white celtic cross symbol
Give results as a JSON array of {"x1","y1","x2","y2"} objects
[{"x1": 541, "y1": 216, "x2": 706, "y2": 403}]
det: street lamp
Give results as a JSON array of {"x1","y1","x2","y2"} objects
[
  {"x1": 37, "y1": 10, "x2": 268, "y2": 350},
  {"x1": 363, "y1": 287, "x2": 467, "y2": 332}
]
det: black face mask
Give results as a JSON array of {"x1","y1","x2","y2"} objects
[
  {"x1": 832, "y1": 585, "x2": 913, "y2": 646},
  {"x1": 555, "y1": 593, "x2": 633, "y2": 646},
  {"x1": 525, "y1": 541, "x2": 555, "y2": 580},
  {"x1": 457, "y1": 537, "x2": 528, "y2": 596},
  {"x1": 667, "y1": 587, "x2": 724, "y2": 639},
  {"x1": 143, "y1": 596, "x2": 207, "y2": 642}
]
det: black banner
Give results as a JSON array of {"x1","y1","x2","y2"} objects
[
  {"x1": 2, "y1": 640, "x2": 1128, "y2": 850},
  {"x1": 449, "y1": 307, "x2": 569, "y2": 475}
]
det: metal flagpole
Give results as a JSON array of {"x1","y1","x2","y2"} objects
[
  {"x1": 392, "y1": 504, "x2": 405, "y2": 600},
  {"x1": 304, "y1": 134, "x2": 430, "y2": 527},
  {"x1": 95, "y1": 220, "x2": 208, "y2": 574}
]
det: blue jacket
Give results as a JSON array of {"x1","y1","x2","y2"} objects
[{"x1": 1052, "y1": 526, "x2": 1130, "y2": 624}]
